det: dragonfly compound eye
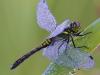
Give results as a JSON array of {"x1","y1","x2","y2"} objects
[{"x1": 70, "y1": 21, "x2": 80, "y2": 33}]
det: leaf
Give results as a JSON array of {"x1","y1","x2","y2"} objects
[
  {"x1": 75, "y1": 18, "x2": 100, "y2": 52},
  {"x1": 42, "y1": 63, "x2": 71, "y2": 75},
  {"x1": 42, "y1": 18, "x2": 100, "y2": 75}
]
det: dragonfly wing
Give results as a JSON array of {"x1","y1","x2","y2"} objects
[
  {"x1": 49, "y1": 19, "x2": 71, "y2": 38},
  {"x1": 43, "y1": 38, "x2": 94, "y2": 69},
  {"x1": 79, "y1": 55, "x2": 94, "y2": 69},
  {"x1": 43, "y1": 39, "x2": 69, "y2": 61},
  {"x1": 54, "y1": 47, "x2": 94, "y2": 69},
  {"x1": 37, "y1": 0, "x2": 57, "y2": 32}
]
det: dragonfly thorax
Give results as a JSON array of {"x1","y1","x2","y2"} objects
[
  {"x1": 63, "y1": 21, "x2": 80, "y2": 34},
  {"x1": 69, "y1": 21, "x2": 80, "y2": 33}
]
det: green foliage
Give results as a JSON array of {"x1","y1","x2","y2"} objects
[
  {"x1": 43, "y1": 63, "x2": 71, "y2": 75},
  {"x1": 76, "y1": 18, "x2": 100, "y2": 52},
  {"x1": 42, "y1": 18, "x2": 100, "y2": 75}
]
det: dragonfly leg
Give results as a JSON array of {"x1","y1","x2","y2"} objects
[
  {"x1": 76, "y1": 46, "x2": 89, "y2": 49},
  {"x1": 70, "y1": 35, "x2": 76, "y2": 48},
  {"x1": 64, "y1": 37, "x2": 70, "y2": 55},
  {"x1": 75, "y1": 32, "x2": 92, "y2": 36},
  {"x1": 71, "y1": 32, "x2": 91, "y2": 48},
  {"x1": 70, "y1": 35, "x2": 89, "y2": 49},
  {"x1": 57, "y1": 40, "x2": 65, "y2": 56}
]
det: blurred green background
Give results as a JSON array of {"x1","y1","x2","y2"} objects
[{"x1": 0, "y1": 0, "x2": 100, "y2": 75}]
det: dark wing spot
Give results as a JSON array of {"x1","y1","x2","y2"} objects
[{"x1": 89, "y1": 56, "x2": 93, "y2": 60}]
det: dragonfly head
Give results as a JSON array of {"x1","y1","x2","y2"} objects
[{"x1": 70, "y1": 21, "x2": 80, "y2": 33}]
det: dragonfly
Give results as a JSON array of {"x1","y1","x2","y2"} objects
[{"x1": 11, "y1": 0, "x2": 94, "y2": 70}]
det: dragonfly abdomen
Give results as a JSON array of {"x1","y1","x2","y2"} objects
[
  {"x1": 11, "y1": 39, "x2": 52, "y2": 70},
  {"x1": 41, "y1": 39, "x2": 52, "y2": 47}
]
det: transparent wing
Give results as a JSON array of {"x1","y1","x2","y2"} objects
[
  {"x1": 43, "y1": 38, "x2": 94, "y2": 69},
  {"x1": 37, "y1": 0, "x2": 57, "y2": 32},
  {"x1": 43, "y1": 39, "x2": 69, "y2": 60},
  {"x1": 79, "y1": 56, "x2": 94, "y2": 69},
  {"x1": 53, "y1": 47, "x2": 94, "y2": 69},
  {"x1": 49, "y1": 19, "x2": 71, "y2": 38}
]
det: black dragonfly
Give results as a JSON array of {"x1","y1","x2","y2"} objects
[{"x1": 11, "y1": 0, "x2": 94, "y2": 70}]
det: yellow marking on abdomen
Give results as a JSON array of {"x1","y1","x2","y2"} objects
[
  {"x1": 63, "y1": 31, "x2": 69, "y2": 34},
  {"x1": 41, "y1": 39, "x2": 52, "y2": 47}
]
